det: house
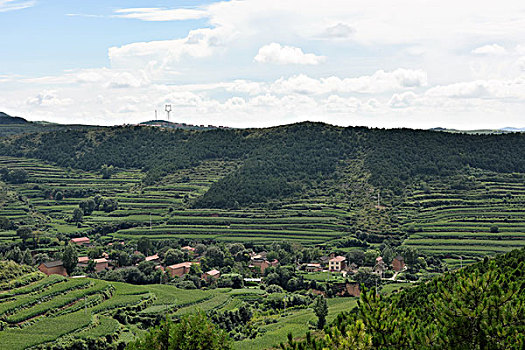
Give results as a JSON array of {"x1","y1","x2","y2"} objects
[
  {"x1": 250, "y1": 257, "x2": 278, "y2": 274},
  {"x1": 77, "y1": 256, "x2": 90, "y2": 268},
  {"x1": 70, "y1": 237, "x2": 90, "y2": 246},
  {"x1": 392, "y1": 256, "x2": 405, "y2": 272},
  {"x1": 93, "y1": 258, "x2": 109, "y2": 272},
  {"x1": 38, "y1": 260, "x2": 67, "y2": 276},
  {"x1": 374, "y1": 257, "x2": 387, "y2": 275},
  {"x1": 319, "y1": 255, "x2": 331, "y2": 268},
  {"x1": 202, "y1": 269, "x2": 221, "y2": 280},
  {"x1": 145, "y1": 254, "x2": 160, "y2": 264},
  {"x1": 166, "y1": 262, "x2": 193, "y2": 277},
  {"x1": 181, "y1": 246, "x2": 196, "y2": 253},
  {"x1": 305, "y1": 263, "x2": 322, "y2": 272},
  {"x1": 329, "y1": 256, "x2": 347, "y2": 272}
]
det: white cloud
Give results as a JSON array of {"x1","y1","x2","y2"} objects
[
  {"x1": 113, "y1": 7, "x2": 208, "y2": 22},
  {"x1": 230, "y1": 69, "x2": 427, "y2": 95},
  {"x1": 389, "y1": 91, "x2": 418, "y2": 108},
  {"x1": 0, "y1": 0, "x2": 34, "y2": 12},
  {"x1": 321, "y1": 23, "x2": 355, "y2": 39},
  {"x1": 108, "y1": 27, "x2": 235, "y2": 69},
  {"x1": 26, "y1": 90, "x2": 73, "y2": 107},
  {"x1": 254, "y1": 43, "x2": 326, "y2": 65},
  {"x1": 472, "y1": 44, "x2": 507, "y2": 55}
]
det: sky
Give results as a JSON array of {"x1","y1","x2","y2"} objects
[{"x1": 1, "y1": 0, "x2": 525, "y2": 129}]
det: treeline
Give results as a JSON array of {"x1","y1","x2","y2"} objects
[
  {"x1": 283, "y1": 248, "x2": 525, "y2": 349},
  {"x1": 0, "y1": 123, "x2": 523, "y2": 208}
]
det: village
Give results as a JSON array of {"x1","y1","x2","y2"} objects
[{"x1": 36, "y1": 235, "x2": 415, "y2": 297}]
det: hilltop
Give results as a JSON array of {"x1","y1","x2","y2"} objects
[{"x1": 0, "y1": 112, "x2": 29, "y2": 125}]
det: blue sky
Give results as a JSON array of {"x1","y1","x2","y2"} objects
[{"x1": 1, "y1": 0, "x2": 525, "y2": 128}]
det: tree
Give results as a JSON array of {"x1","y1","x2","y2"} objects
[
  {"x1": 54, "y1": 191, "x2": 64, "y2": 200},
  {"x1": 2, "y1": 169, "x2": 28, "y2": 184},
  {"x1": 33, "y1": 253, "x2": 50, "y2": 266},
  {"x1": 79, "y1": 198, "x2": 96, "y2": 215},
  {"x1": 100, "y1": 164, "x2": 115, "y2": 179},
  {"x1": 490, "y1": 225, "x2": 499, "y2": 233},
  {"x1": 72, "y1": 208, "x2": 83, "y2": 225},
  {"x1": 116, "y1": 251, "x2": 131, "y2": 267},
  {"x1": 137, "y1": 237, "x2": 153, "y2": 256},
  {"x1": 62, "y1": 244, "x2": 78, "y2": 275},
  {"x1": 16, "y1": 226, "x2": 32, "y2": 245},
  {"x1": 313, "y1": 295, "x2": 328, "y2": 329},
  {"x1": 354, "y1": 267, "x2": 381, "y2": 289},
  {"x1": 346, "y1": 250, "x2": 365, "y2": 266},
  {"x1": 203, "y1": 246, "x2": 225, "y2": 269},
  {"x1": 163, "y1": 249, "x2": 184, "y2": 266},
  {"x1": 0, "y1": 217, "x2": 12, "y2": 230},
  {"x1": 127, "y1": 312, "x2": 232, "y2": 350},
  {"x1": 21, "y1": 248, "x2": 33, "y2": 265},
  {"x1": 382, "y1": 245, "x2": 395, "y2": 265},
  {"x1": 364, "y1": 250, "x2": 380, "y2": 266},
  {"x1": 6, "y1": 246, "x2": 22, "y2": 263}
]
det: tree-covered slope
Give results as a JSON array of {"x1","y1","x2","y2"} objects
[{"x1": 0, "y1": 122, "x2": 523, "y2": 208}]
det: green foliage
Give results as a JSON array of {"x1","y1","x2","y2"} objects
[
  {"x1": 126, "y1": 312, "x2": 232, "y2": 350},
  {"x1": 313, "y1": 295, "x2": 328, "y2": 329},
  {"x1": 72, "y1": 207, "x2": 83, "y2": 224},
  {"x1": 62, "y1": 244, "x2": 78, "y2": 275},
  {"x1": 283, "y1": 248, "x2": 525, "y2": 349},
  {"x1": 0, "y1": 260, "x2": 35, "y2": 286},
  {"x1": 16, "y1": 226, "x2": 32, "y2": 243},
  {"x1": 1, "y1": 168, "x2": 28, "y2": 184}
]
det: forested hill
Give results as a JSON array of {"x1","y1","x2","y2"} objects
[
  {"x1": 0, "y1": 122, "x2": 523, "y2": 208},
  {"x1": 0, "y1": 112, "x2": 28, "y2": 124}
]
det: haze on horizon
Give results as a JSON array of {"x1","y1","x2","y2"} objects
[{"x1": 1, "y1": 0, "x2": 525, "y2": 130}]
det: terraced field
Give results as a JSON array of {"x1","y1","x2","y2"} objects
[
  {"x1": 0, "y1": 156, "x2": 362, "y2": 246},
  {"x1": 1, "y1": 155, "x2": 523, "y2": 254},
  {"x1": 401, "y1": 171, "x2": 525, "y2": 258},
  {"x1": 0, "y1": 273, "x2": 358, "y2": 350}
]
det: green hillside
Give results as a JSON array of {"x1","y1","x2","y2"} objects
[{"x1": 0, "y1": 122, "x2": 523, "y2": 260}]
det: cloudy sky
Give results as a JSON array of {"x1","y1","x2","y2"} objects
[{"x1": 1, "y1": 0, "x2": 525, "y2": 129}]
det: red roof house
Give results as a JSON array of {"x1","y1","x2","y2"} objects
[{"x1": 70, "y1": 237, "x2": 90, "y2": 246}]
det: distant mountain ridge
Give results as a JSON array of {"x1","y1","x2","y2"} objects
[
  {"x1": 0, "y1": 112, "x2": 29, "y2": 124},
  {"x1": 430, "y1": 126, "x2": 525, "y2": 134}
]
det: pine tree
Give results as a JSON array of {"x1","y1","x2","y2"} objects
[{"x1": 313, "y1": 295, "x2": 328, "y2": 329}]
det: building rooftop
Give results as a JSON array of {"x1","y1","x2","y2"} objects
[
  {"x1": 168, "y1": 262, "x2": 193, "y2": 269},
  {"x1": 330, "y1": 256, "x2": 346, "y2": 262},
  {"x1": 42, "y1": 260, "x2": 64, "y2": 268},
  {"x1": 145, "y1": 254, "x2": 159, "y2": 261},
  {"x1": 205, "y1": 269, "x2": 221, "y2": 276},
  {"x1": 70, "y1": 237, "x2": 90, "y2": 243}
]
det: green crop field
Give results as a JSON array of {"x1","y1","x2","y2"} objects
[
  {"x1": 399, "y1": 170, "x2": 525, "y2": 259},
  {"x1": 0, "y1": 272, "x2": 360, "y2": 350}
]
